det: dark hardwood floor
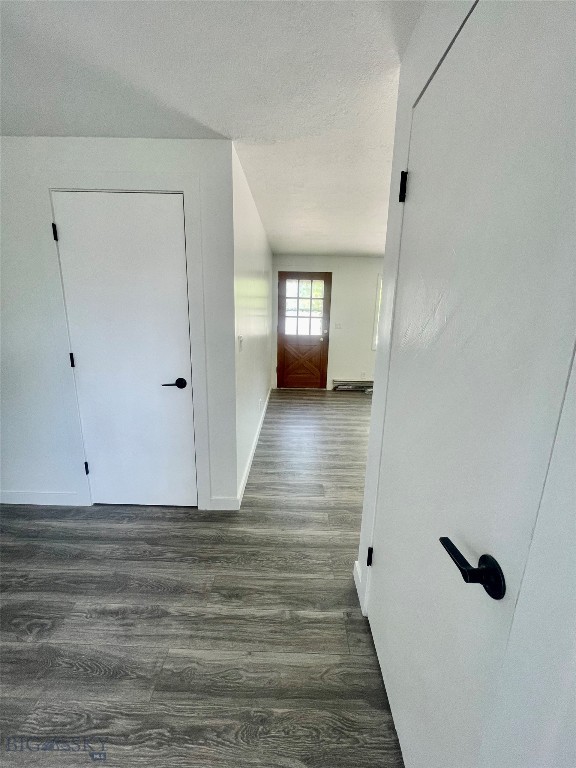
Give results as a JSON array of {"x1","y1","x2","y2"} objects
[{"x1": 0, "y1": 389, "x2": 403, "y2": 767}]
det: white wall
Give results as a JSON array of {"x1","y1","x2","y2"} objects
[
  {"x1": 273, "y1": 254, "x2": 383, "y2": 388},
  {"x1": 354, "y1": 0, "x2": 475, "y2": 611},
  {"x1": 0, "y1": 137, "x2": 239, "y2": 510},
  {"x1": 232, "y1": 147, "x2": 273, "y2": 501}
]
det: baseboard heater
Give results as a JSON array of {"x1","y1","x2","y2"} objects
[{"x1": 332, "y1": 379, "x2": 374, "y2": 392}]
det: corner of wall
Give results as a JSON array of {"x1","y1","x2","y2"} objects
[{"x1": 231, "y1": 146, "x2": 274, "y2": 503}]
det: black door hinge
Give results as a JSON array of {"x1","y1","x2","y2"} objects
[
  {"x1": 399, "y1": 171, "x2": 408, "y2": 203},
  {"x1": 367, "y1": 546, "x2": 374, "y2": 567},
  {"x1": 52, "y1": 223, "x2": 59, "y2": 241},
  {"x1": 84, "y1": 461, "x2": 89, "y2": 475},
  {"x1": 69, "y1": 353, "x2": 75, "y2": 368}
]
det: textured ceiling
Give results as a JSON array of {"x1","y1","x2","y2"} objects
[{"x1": 1, "y1": 1, "x2": 423, "y2": 256}]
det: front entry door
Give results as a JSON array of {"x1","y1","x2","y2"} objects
[
  {"x1": 52, "y1": 191, "x2": 198, "y2": 506},
  {"x1": 277, "y1": 272, "x2": 332, "y2": 388},
  {"x1": 366, "y1": 4, "x2": 576, "y2": 768}
]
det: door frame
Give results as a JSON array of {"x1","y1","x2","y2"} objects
[
  {"x1": 50, "y1": 188, "x2": 197, "y2": 506},
  {"x1": 277, "y1": 271, "x2": 332, "y2": 389}
]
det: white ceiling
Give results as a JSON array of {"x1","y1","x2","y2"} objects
[{"x1": 1, "y1": 1, "x2": 423, "y2": 256}]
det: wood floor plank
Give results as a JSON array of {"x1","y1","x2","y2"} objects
[
  {"x1": 328, "y1": 508, "x2": 364, "y2": 532},
  {"x1": 1, "y1": 520, "x2": 337, "y2": 548},
  {"x1": 48, "y1": 603, "x2": 350, "y2": 654},
  {"x1": 0, "y1": 541, "x2": 334, "y2": 578},
  {"x1": 0, "y1": 697, "x2": 39, "y2": 738},
  {"x1": 1, "y1": 642, "x2": 166, "y2": 703},
  {"x1": 152, "y1": 649, "x2": 387, "y2": 709},
  {"x1": 2, "y1": 567, "x2": 213, "y2": 600},
  {"x1": 344, "y1": 608, "x2": 378, "y2": 656},
  {"x1": 206, "y1": 576, "x2": 359, "y2": 612},
  {"x1": 0, "y1": 598, "x2": 76, "y2": 644},
  {"x1": 10, "y1": 699, "x2": 402, "y2": 768},
  {"x1": 243, "y1": 481, "x2": 326, "y2": 497}
]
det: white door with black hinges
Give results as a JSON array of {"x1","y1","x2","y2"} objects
[
  {"x1": 52, "y1": 191, "x2": 198, "y2": 506},
  {"x1": 366, "y1": 4, "x2": 576, "y2": 768}
]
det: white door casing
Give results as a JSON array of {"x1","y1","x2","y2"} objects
[
  {"x1": 52, "y1": 191, "x2": 198, "y2": 506},
  {"x1": 366, "y1": 4, "x2": 576, "y2": 768}
]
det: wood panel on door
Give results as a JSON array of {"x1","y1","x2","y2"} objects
[
  {"x1": 53, "y1": 191, "x2": 198, "y2": 506},
  {"x1": 277, "y1": 272, "x2": 332, "y2": 389}
]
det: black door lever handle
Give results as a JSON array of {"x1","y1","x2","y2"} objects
[
  {"x1": 162, "y1": 378, "x2": 187, "y2": 389},
  {"x1": 439, "y1": 537, "x2": 506, "y2": 600}
]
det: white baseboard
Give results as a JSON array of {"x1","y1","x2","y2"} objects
[
  {"x1": 237, "y1": 388, "x2": 271, "y2": 507},
  {"x1": 202, "y1": 496, "x2": 241, "y2": 511},
  {"x1": 0, "y1": 490, "x2": 91, "y2": 506},
  {"x1": 0, "y1": 490, "x2": 239, "y2": 512},
  {"x1": 354, "y1": 559, "x2": 369, "y2": 617}
]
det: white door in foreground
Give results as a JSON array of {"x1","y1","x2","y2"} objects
[
  {"x1": 367, "y1": 4, "x2": 575, "y2": 768},
  {"x1": 53, "y1": 191, "x2": 197, "y2": 506}
]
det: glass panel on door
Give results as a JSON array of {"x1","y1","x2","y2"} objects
[{"x1": 284, "y1": 278, "x2": 324, "y2": 335}]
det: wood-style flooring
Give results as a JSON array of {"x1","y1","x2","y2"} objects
[{"x1": 0, "y1": 389, "x2": 403, "y2": 767}]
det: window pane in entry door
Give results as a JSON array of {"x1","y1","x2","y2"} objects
[
  {"x1": 310, "y1": 318, "x2": 322, "y2": 335},
  {"x1": 286, "y1": 280, "x2": 298, "y2": 297},
  {"x1": 286, "y1": 299, "x2": 298, "y2": 316},
  {"x1": 312, "y1": 280, "x2": 324, "y2": 298},
  {"x1": 311, "y1": 299, "x2": 323, "y2": 316},
  {"x1": 298, "y1": 299, "x2": 311, "y2": 316},
  {"x1": 298, "y1": 318, "x2": 310, "y2": 335}
]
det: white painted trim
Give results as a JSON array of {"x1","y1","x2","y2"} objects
[
  {"x1": 237, "y1": 388, "x2": 271, "y2": 505},
  {"x1": 204, "y1": 496, "x2": 241, "y2": 511},
  {"x1": 353, "y1": 559, "x2": 368, "y2": 616},
  {"x1": 0, "y1": 491, "x2": 91, "y2": 506},
  {"x1": 371, "y1": 274, "x2": 383, "y2": 351},
  {"x1": 194, "y1": 174, "x2": 214, "y2": 511}
]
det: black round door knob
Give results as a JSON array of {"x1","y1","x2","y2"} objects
[{"x1": 162, "y1": 378, "x2": 187, "y2": 389}]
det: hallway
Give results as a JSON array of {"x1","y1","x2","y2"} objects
[{"x1": 0, "y1": 390, "x2": 403, "y2": 766}]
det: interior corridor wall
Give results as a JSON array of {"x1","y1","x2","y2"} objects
[
  {"x1": 273, "y1": 254, "x2": 383, "y2": 389},
  {"x1": 0, "y1": 137, "x2": 238, "y2": 510},
  {"x1": 232, "y1": 146, "x2": 273, "y2": 501}
]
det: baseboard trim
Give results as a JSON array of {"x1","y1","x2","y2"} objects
[
  {"x1": 237, "y1": 388, "x2": 271, "y2": 507},
  {"x1": 203, "y1": 496, "x2": 241, "y2": 512},
  {"x1": 353, "y1": 559, "x2": 369, "y2": 617},
  {"x1": 0, "y1": 490, "x2": 91, "y2": 506}
]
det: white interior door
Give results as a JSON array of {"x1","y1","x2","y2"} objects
[
  {"x1": 367, "y1": 4, "x2": 576, "y2": 768},
  {"x1": 53, "y1": 191, "x2": 198, "y2": 506}
]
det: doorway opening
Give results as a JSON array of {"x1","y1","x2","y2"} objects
[{"x1": 277, "y1": 271, "x2": 332, "y2": 389}]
